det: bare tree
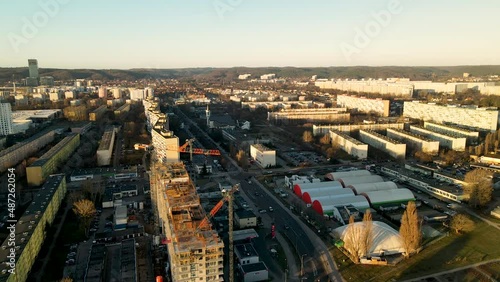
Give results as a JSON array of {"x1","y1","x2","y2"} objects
[
  {"x1": 73, "y1": 199, "x2": 97, "y2": 236},
  {"x1": 464, "y1": 169, "x2": 493, "y2": 208},
  {"x1": 302, "y1": 131, "x2": 313, "y2": 143},
  {"x1": 343, "y1": 215, "x2": 363, "y2": 263},
  {"x1": 320, "y1": 134, "x2": 331, "y2": 145},
  {"x1": 414, "y1": 151, "x2": 433, "y2": 163},
  {"x1": 236, "y1": 150, "x2": 249, "y2": 168},
  {"x1": 60, "y1": 277, "x2": 73, "y2": 282},
  {"x1": 361, "y1": 209, "x2": 373, "y2": 258},
  {"x1": 450, "y1": 213, "x2": 475, "y2": 234},
  {"x1": 399, "y1": 201, "x2": 422, "y2": 258}
]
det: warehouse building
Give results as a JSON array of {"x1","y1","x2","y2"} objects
[
  {"x1": 0, "y1": 129, "x2": 55, "y2": 173},
  {"x1": 249, "y1": 144, "x2": 276, "y2": 168},
  {"x1": 267, "y1": 108, "x2": 350, "y2": 125},
  {"x1": 348, "y1": 181, "x2": 398, "y2": 195},
  {"x1": 336, "y1": 95, "x2": 391, "y2": 117},
  {"x1": 359, "y1": 130, "x2": 406, "y2": 159},
  {"x1": 293, "y1": 181, "x2": 343, "y2": 197},
  {"x1": 423, "y1": 121, "x2": 479, "y2": 145},
  {"x1": 302, "y1": 188, "x2": 355, "y2": 204},
  {"x1": 386, "y1": 128, "x2": 439, "y2": 155},
  {"x1": 409, "y1": 125, "x2": 466, "y2": 151},
  {"x1": 329, "y1": 130, "x2": 368, "y2": 160},
  {"x1": 324, "y1": 170, "x2": 371, "y2": 181},
  {"x1": 27, "y1": 133, "x2": 80, "y2": 186},
  {"x1": 312, "y1": 195, "x2": 370, "y2": 216},
  {"x1": 361, "y1": 188, "x2": 415, "y2": 209},
  {"x1": 403, "y1": 101, "x2": 498, "y2": 131},
  {"x1": 337, "y1": 175, "x2": 384, "y2": 188},
  {"x1": 97, "y1": 127, "x2": 117, "y2": 166},
  {"x1": 0, "y1": 174, "x2": 67, "y2": 282},
  {"x1": 302, "y1": 188, "x2": 355, "y2": 205}
]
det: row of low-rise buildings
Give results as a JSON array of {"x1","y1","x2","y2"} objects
[{"x1": 336, "y1": 95, "x2": 391, "y2": 117}]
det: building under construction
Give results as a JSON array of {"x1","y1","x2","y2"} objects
[{"x1": 151, "y1": 162, "x2": 224, "y2": 282}]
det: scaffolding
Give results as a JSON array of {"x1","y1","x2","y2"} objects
[{"x1": 151, "y1": 162, "x2": 224, "y2": 282}]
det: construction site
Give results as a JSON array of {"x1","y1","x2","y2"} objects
[{"x1": 151, "y1": 162, "x2": 225, "y2": 282}]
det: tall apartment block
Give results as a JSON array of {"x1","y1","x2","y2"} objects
[
  {"x1": 359, "y1": 129, "x2": 406, "y2": 159},
  {"x1": 89, "y1": 105, "x2": 108, "y2": 121},
  {"x1": 329, "y1": 130, "x2": 368, "y2": 160},
  {"x1": 0, "y1": 129, "x2": 55, "y2": 172},
  {"x1": 144, "y1": 99, "x2": 180, "y2": 163},
  {"x1": 423, "y1": 121, "x2": 479, "y2": 145},
  {"x1": 0, "y1": 103, "x2": 13, "y2": 135},
  {"x1": 151, "y1": 162, "x2": 224, "y2": 282},
  {"x1": 26, "y1": 133, "x2": 80, "y2": 186},
  {"x1": 336, "y1": 95, "x2": 391, "y2": 117},
  {"x1": 403, "y1": 101, "x2": 499, "y2": 131},
  {"x1": 409, "y1": 125, "x2": 466, "y2": 151},
  {"x1": 0, "y1": 174, "x2": 67, "y2": 282},
  {"x1": 386, "y1": 128, "x2": 440, "y2": 155}
]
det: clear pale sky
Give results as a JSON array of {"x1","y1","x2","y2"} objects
[{"x1": 1, "y1": 0, "x2": 499, "y2": 69}]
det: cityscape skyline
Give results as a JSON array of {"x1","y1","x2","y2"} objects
[{"x1": 1, "y1": 0, "x2": 500, "y2": 69}]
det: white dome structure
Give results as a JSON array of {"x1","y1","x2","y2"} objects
[
  {"x1": 334, "y1": 221, "x2": 405, "y2": 256},
  {"x1": 348, "y1": 181, "x2": 398, "y2": 195},
  {"x1": 302, "y1": 187, "x2": 354, "y2": 204},
  {"x1": 338, "y1": 175, "x2": 384, "y2": 188},
  {"x1": 325, "y1": 170, "x2": 371, "y2": 181}
]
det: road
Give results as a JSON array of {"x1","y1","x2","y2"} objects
[{"x1": 175, "y1": 108, "x2": 344, "y2": 282}]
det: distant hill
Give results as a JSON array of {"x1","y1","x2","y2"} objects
[{"x1": 1, "y1": 65, "x2": 500, "y2": 84}]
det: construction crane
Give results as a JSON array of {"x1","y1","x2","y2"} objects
[
  {"x1": 196, "y1": 184, "x2": 238, "y2": 282},
  {"x1": 179, "y1": 138, "x2": 221, "y2": 161}
]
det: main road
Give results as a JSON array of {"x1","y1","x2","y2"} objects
[{"x1": 175, "y1": 107, "x2": 344, "y2": 282}]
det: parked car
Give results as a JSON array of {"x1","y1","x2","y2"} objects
[
  {"x1": 268, "y1": 206, "x2": 274, "y2": 212},
  {"x1": 258, "y1": 209, "x2": 267, "y2": 214}
]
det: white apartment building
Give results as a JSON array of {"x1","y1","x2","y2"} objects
[
  {"x1": 49, "y1": 91, "x2": 62, "y2": 102},
  {"x1": 386, "y1": 128, "x2": 439, "y2": 155},
  {"x1": 359, "y1": 129, "x2": 406, "y2": 159},
  {"x1": 260, "y1": 74, "x2": 276, "y2": 80},
  {"x1": 238, "y1": 74, "x2": 251, "y2": 80},
  {"x1": 250, "y1": 144, "x2": 276, "y2": 168},
  {"x1": 98, "y1": 86, "x2": 107, "y2": 98},
  {"x1": 403, "y1": 101, "x2": 499, "y2": 131},
  {"x1": 0, "y1": 103, "x2": 13, "y2": 135},
  {"x1": 423, "y1": 121, "x2": 479, "y2": 145},
  {"x1": 409, "y1": 125, "x2": 466, "y2": 151},
  {"x1": 64, "y1": 90, "x2": 75, "y2": 99},
  {"x1": 312, "y1": 123, "x2": 404, "y2": 136},
  {"x1": 329, "y1": 130, "x2": 368, "y2": 160},
  {"x1": 336, "y1": 95, "x2": 390, "y2": 117},
  {"x1": 130, "y1": 88, "x2": 145, "y2": 100},
  {"x1": 267, "y1": 108, "x2": 349, "y2": 125},
  {"x1": 96, "y1": 127, "x2": 116, "y2": 166},
  {"x1": 315, "y1": 79, "x2": 413, "y2": 97}
]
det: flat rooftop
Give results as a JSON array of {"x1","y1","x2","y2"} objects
[
  {"x1": 0, "y1": 175, "x2": 65, "y2": 278},
  {"x1": 30, "y1": 133, "x2": 79, "y2": 167},
  {"x1": 361, "y1": 129, "x2": 403, "y2": 145},
  {"x1": 71, "y1": 166, "x2": 138, "y2": 178},
  {"x1": 98, "y1": 127, "x2": 115, "y2": 151},
  {"x1": 252, "y1": 143, "x2": 273, "y2": 152},
  {"x1": 411, "y1": 125, "x2": 465, "y2": 139},
  {"x1": 233, "y1": 229, "x2": 259, "y2": 242},
  {"x1": 241, "y1": 261, "x2": 268, "y2": 273},
  {"x1": 0, "y1": 129, "x2": 55, "y2": 157},
  {"x1": 387, "y1": 128, "x2": 435, "y2": 142},
  {"x1": 235, "y1": 243, "x2": 258, "y2": 258},
  {"x1": 11, "y1": 109, "x2": 62, "y2": 120},
  {"x1": 330, "y1": 129, "x2": 365, "y2": 145}
]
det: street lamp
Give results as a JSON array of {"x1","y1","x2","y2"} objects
[{"x1": 300, "y1": 254, "x2": 307, "y2": 277}]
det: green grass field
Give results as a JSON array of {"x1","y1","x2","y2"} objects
[{"x1": 331, "y1": 220, "x2": 500, "y2": 281}]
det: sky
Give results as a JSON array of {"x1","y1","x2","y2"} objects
[{"x1": 1, "y1": 0, "x2": 499, "y2": 69}]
